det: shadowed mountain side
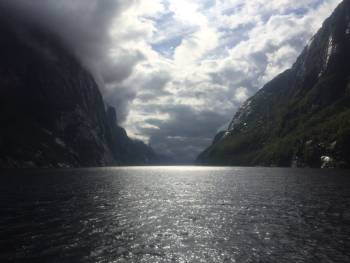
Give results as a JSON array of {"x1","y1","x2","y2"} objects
[
  {"x1": 198, "y1": 0, "x2": 350, "y2": 168},
  {"x1": 0, "y1": 13, "x2": 158, "y2": 168}
]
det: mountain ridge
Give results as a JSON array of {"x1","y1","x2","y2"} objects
[
  {"x1": 0, "y1": 11, "x2": 158, "y2": 168},
  {"x1": 197, "y1": 0, "x2": 350, "y2": 168}
]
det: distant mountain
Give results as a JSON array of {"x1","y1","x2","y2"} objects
[
  {"x1": 0, "y1": 11, "x2": 157, "y2": 168},
  {"x1": 198, "y1": 0, "x2": 350, "y2": 168}
]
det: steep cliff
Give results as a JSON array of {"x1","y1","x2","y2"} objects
[
  {"x1": 0, "y1": 12, "x2": 157, "y2": 168},
  {"x1": 198, "y1": 0, "x2": 350, "y2": 168}
]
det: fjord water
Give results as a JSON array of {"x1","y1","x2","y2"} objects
[{"x1": 1, "y1": 167, "x2": 349, "y2": 262}]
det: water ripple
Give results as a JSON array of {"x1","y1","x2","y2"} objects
[{"x1": 0, "y1": 167, "x2": 349, "y2": 262}]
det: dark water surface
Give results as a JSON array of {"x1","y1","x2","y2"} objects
[{"x1": 1, "y1": 167, "x2": 350, "y2": 262}]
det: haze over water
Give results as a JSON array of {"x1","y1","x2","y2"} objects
[{"x1": 1, "y1": 167, "x2": 350, "y2": 262}]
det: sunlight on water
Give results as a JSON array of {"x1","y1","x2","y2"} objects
[
  {"x1": 113, "y1": 166, "x2": 231, "y2": 171},
  {"x1": 0, "y1": 167, "x2": 349, "y2": 262}
]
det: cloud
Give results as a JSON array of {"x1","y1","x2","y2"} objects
[{"x1": 0, "y1": 0, "x2": 343, "y2": 162}]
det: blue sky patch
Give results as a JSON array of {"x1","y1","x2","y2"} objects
[{"x1": 151, "y1": 36, "x2": 183, "y2": 57}]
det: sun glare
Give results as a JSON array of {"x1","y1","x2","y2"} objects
[{"x1": 170, "y1": 0, "x2": 206, "y2": 25}]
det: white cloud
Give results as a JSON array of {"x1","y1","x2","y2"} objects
[
  {"x1": 168, "y1": 0, "x2": 206, "y2": 26},
  {"x1": 234, "y1": 87, "x2": 249, "y2": 102}
]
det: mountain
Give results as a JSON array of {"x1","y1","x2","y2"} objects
[
  {"x1": 0, "y1": 11, "x2": 157, "y2": 168},
  {"x1": 197, "y1": 0, "x2": 350, "y2": 168}
]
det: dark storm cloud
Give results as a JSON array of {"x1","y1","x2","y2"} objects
[
  {"x1": 0, "y1": 0, "x2": 125, "y2": 58},
  {"x1": 0, "y1": 0, "x2": 140, "y2": 121},
  {"x1": 101, "y1": 51, "x2": 145, "y2": 84}
]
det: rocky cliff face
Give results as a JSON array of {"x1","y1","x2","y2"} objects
[
  {"x1": 0, "y1": 13, "x2": 157, "y2": 168},
  {"x1": 198, "y1": 0, "x2": 350, "y2": 168}
]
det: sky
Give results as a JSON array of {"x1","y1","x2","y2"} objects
[{"x1": 1, "y1": 0, "x2": 343, "y2": 162}]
